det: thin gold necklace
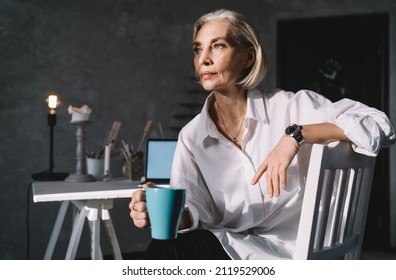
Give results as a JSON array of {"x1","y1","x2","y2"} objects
[{"x1": 216, "y1": 102, "x2": 244, "y2": 144}]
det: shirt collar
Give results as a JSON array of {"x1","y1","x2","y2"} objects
[
  {"x1": 196, "y1": 89, "x2": 269, "y2": 143},
  {"x1": 196, "y1": 92, "x2": 217, "y2": 143},
  {"x1": 246, "y1": 88, "x2": 268, "y2": 123}
]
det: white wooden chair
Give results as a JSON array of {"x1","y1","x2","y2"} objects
[{"x1": 293, "y1": 141, "x2": 376, "y2": 259}]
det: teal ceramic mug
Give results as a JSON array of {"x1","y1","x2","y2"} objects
[{"x1": 146, "y1": 187, "x2": 186, "y2": 240}]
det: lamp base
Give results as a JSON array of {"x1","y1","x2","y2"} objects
[
  {"x1": 65, "y1": 173, "x2": 96, "y2": 183},
  {"x1": 32, "y1": 170, "x2": 69, "y2": 181}
]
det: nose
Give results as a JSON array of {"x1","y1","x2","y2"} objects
[{"x1": 198, "y1": 48, "x2": 213, "y2": 66}]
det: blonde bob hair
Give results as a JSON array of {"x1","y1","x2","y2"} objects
[{"x1": 193, "y1": 9, "x2": 266, "y2": 89}]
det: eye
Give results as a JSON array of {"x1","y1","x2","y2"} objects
[
  {"x1": 212, "y1": 43, "x2": 224, "y2": 49},
  {"x1": 193, "y1": 46, "x2": 202, "y2": 55}
]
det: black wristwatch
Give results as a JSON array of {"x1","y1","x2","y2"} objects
[{"x1": 285, "y1": 124, "x2": 305, "y2": 147}]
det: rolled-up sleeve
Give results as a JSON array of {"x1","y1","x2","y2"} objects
[
  {"x1": 288, "y1": 90, "x2": 395, "y2": 156},
  {"x1": 330, "y1": 98, "x2": 395, "y2": 156}
]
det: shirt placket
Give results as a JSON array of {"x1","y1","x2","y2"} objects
[{"x1": 238, "y1": 146, "x2": 265, "y2": 226}]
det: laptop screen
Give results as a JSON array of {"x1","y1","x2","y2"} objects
[{"x1": 145, "y1": 139, "x2": 177, "y2": 184}]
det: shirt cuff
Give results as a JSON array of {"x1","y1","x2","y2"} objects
[{"x1": 333, "y1": 116, "x2": 380, "y2": 156}]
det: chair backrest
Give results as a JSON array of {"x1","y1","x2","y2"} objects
[{"x1": 293, "y1": 141, "x2": 376, "y2": 260}]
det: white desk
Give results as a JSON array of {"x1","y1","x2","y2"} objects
[{"x1": 32, "y1": 179, "x2": 140, "y2": 260}]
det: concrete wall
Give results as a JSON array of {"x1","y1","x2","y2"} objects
[{"x1": 1, "y1": 0, "x2": 395, "y2": 259}]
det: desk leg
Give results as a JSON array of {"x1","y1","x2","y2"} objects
[
  {"x1": 90, "y1": 219, "x2": 102, "y2": 260},
  {"x1": 44, "y1": 201, "x2": 70, "y2": 260},
  {"x1": 87, "y1": 220, "x2": 104, "y2": 260},
  {"x1": 103, "y1": 214, "x2": 123, "y2": 260},
  {"x1": 65, "y1": 205, "x2": 87, "y2": 260},
  {"x1": 101, "y1": 200, "x2": 122, "y2": 260},
  {"x1": 86, "y1": 201, "x2": 103, "y2": 260}
]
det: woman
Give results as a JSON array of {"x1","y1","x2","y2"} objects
[{"x1": 130, "y1": 9, "x2": 395, "y2": 259}]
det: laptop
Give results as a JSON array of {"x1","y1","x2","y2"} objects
[{"x1": 141, "y1": 138, "x2": 177, "y2": 186}]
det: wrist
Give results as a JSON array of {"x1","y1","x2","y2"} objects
[{"x1": 282, "y1": 134, "x2": 300, "y2": 150}]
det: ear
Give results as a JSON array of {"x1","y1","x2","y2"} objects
[{"x1": 244, "y1": 47, "x2": 255, "y2": 69}]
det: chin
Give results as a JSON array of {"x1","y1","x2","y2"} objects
[
  {"x1": 200, "y1": 81, "x2": 217, "y2": 92},
  {"x1": 202, "y1": 87, "x2": 215, "y2": 92}
]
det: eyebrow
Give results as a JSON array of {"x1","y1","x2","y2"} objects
[{"x1": 193, "y1": 36, "x2": 229, "y2": 47}]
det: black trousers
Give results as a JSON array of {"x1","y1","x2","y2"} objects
[{"x1": 144, "y1": 230, "x2": 231, "y2": 260}]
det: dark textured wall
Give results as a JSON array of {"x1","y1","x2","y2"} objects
[{"x1": 1, "y1": 0, "x2": 395, "y2": 259}]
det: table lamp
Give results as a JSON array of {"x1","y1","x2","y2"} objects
[{"x1": 31, "y1": 92, "x2": 69, "y2": 181}]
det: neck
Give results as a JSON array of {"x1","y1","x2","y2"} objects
[
  {"x1": 210, "y1": 90, "x2": 247, "y2": 146},
  {"x1": 213, "y1": 89, "x2": 247, "y2": 118}
]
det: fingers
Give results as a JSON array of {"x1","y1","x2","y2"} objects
[
  {"x1": 269, "y1": 164, "x2": 280, "y2": 198},
  {"x1": 131, "y1": 188, "x2": 146, "y2": 207},
  {"x1": 251, "y1": 161, "x2": 268, "y2": 185},
  {"x1": 251, "y1": 161, "x2": 280, "y2": 198},
  {"x1": 130, "y1": 208, "x2": 150, "y2": 229},
  {"x1": 267, "y1": 163, "x2": 288, "y2": 198},
  {"x1": 142, "y1": 181, "x2": 156, "y2": 189},
  {"x1": 251, "y1": 135, "x2": 298, "y2": 198},
  {"x1": 132, "y1": 200, "x2": 146, "y2": 212},
  {"x1": 129, "y1": 189, "x2": 150, "y2": 229},
  {"x1": 279, "y1": 165, "x2": 287, "y2": 190}
]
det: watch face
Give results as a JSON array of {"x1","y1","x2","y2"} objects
[{"x1": 285, "y1": 125, "x2": 298, "y2": 135}]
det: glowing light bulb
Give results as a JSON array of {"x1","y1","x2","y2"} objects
[{"x1": 48, "y1": 95, "x2": 58, "y2": 109}]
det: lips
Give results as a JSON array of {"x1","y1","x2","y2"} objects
[{"x1": 200, "y1": 71, "x2": 215, "y2": 80}]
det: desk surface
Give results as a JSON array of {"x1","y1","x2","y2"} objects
[{"x1": 32, "y1": 179, "x2": 141, "y2": 202}]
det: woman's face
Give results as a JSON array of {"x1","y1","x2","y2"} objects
[{"x1": 193, "y1": 20, "x2": 251, "y2": 92}]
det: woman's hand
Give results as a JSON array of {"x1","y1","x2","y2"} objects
[
  {"x1": 129, "y1": 182, "x2": 192, "y2": 231},
  {"x1": 251, "y1": 135, "x2": 299, "y2": 198},
  {"x1": 129, "y1": 182, "x2": 155, "y2": 229}
]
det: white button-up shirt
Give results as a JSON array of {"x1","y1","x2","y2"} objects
[{"x1": 170, "y1": 88, "x2": 395, "y2": 259}]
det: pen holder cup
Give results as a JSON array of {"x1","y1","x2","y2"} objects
[
  {"x1": 86, "y1": 158, "x2": 105, "y2": 180},
  {"x1": 122, "y1": 152, "x2": 144, "y2": 181}
]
